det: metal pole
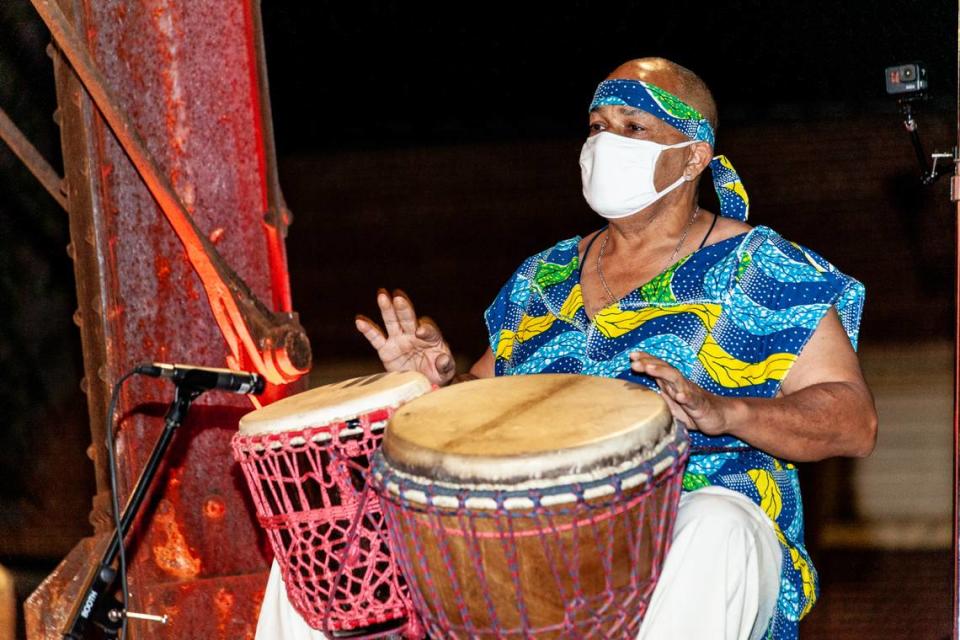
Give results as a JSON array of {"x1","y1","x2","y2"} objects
[
  {"x1": 29, "y1": 0, "x2": 227, "y2": 287},
  {"x1": 30, "y1": 0, "x2": 311, "y2": 385},
  {"x1": 953, "y1": 1, "x2": 960, "y2": 636},
  {"x1": 0, "y1": 105, "x2": 68, "y2": 211}
]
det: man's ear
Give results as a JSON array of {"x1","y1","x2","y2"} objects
[{"x1": 684, "y1": 142, "x2": 713, "y2": 180}]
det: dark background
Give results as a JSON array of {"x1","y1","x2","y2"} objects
[
  {"x1": 259, "y1": 1, "x2": 958, "y2": 362},
  {"x1": 263, "y1": 2, "x2": 957, "y2": 151},
  {"x1": 0, "y1": 1, "x2": 957, "y2": 636}
]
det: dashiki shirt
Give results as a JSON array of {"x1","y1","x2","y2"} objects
[{"x1": 483, "y1": 225, "x2": 865, "y2": 640}]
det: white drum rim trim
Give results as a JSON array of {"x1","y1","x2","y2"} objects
[
  {"x1": 376, "y1": 423, "x2": 687, "y2": 510},
  {"x1": 237, "y1": 418, "x2": 391, "y2": 453},
  {"x1": 238, "y1": 371, "x2": 432, "y2": 436}
]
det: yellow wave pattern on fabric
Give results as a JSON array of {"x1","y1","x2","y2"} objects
[
  {"x1": 495, "y1": 328, "x2": 515, "y2": 361},
  {"x1": 697, "y1": 335, "x2": 796, "y2": 388},
  {"x1": 517, "y1": 313, "x2": 556, "y2": 340},
  {"x1": 774, "y1": 526, "x2": 817, "y2": 618},
  {"x1": 747, "y1": 469, "x2": 783, "y2": 521},
  {"x1": 495, "y1": 311, "x2": 560, "y2": 361},
  {"x1": 594, "y1": 303, "x2": 722, "y2": 339},
  {"x1": 559, "y1": 284, "x2": 584, "y2": 321},
  {"x1": 727, "y1": 179, "x2": 749, "y2": 205}
]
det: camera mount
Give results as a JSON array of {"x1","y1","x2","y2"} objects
[{"x1": 896, "y1": 97, "x2": 956, "y2": 187}]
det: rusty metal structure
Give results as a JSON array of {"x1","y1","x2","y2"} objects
[{"x1": 0, "y1": 0, "x2": 311, "y2": 637}]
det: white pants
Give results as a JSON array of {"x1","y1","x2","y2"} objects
[
  {"x1": 637, "y1": 486, "x2": 783, "y2": 640},
  {"x1": 256, "y1": 487, "x2": 782, "y2": 640},
  {"x1": 256, "y1": 561, "x2": 327, "y2": 640}
]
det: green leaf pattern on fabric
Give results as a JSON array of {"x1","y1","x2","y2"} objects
[
  {"x1": 682, "y1": 472, "x2": 712, "y2": 491},
  {"x1": 646, "y1": 83, "x2": 704, "y2": 121},
  {"x1": 736, "y1": 252, "x2": 752, "y2": 281},
  {"x1": 640, "y1": 256, "x2": 689, "y2": 303},
  {"x1": 534, "y1": 256, "x2": 578, "y2": 290}
]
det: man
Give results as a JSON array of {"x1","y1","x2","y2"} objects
[{"x1": 356, "y1": 58, "x2": 877, "y2": 639}]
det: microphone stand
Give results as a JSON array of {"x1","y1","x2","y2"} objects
[{"x1": 62, "y1": 383, "x2": 202, "y2": 639}]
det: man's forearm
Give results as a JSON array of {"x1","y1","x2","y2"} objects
[{"x1": 720, "y1": 381, "x2": 877, "y2": 462}]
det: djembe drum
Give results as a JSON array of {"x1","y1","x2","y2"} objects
[
  {"x1": 373, "y1": 374, "x2": 688, "y2": 640},
  {"x1": 233, "y1": 371, "x2": 432, "y2": 637}
]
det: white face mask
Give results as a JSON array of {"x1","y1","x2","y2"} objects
[{"x1": 579, "y1": 132, "x2": 696, "y2": 219}]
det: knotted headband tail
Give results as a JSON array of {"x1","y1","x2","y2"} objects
[
  {"x1": 590, "y1": 79, "x2": 749, "y2": 221},
  {"x1": 709, "y1": 155, "x2": 749, "y2": 221}
]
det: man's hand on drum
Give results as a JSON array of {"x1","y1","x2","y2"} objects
[
  {"x1": 356, "y1": 289, "x2": 456, "y2": 387},
  {"x1": 630, "y1": 352, "x2": 727, "y2": 436}
]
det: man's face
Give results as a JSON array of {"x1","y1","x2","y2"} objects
[{"x1": 588, "y1": 105, "x2": 692, "y2": 192}]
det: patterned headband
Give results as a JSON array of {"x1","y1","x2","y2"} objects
[{"x1": 589, "y1": 79, "x2": 749, "y2": 221}]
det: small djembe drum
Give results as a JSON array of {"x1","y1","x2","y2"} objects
[
  {"x1": 233, "y1": 371, "x2": 432, "y2": 637},
  {"x1": 373, "y1": 374, "x2": 688, "y2": 640}
]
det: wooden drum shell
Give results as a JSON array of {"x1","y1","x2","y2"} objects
[
  {"x1": 376, "y1": 459, "x2": 685, "y2": 639},
  {"x1": 372, "y1": 373, "x2": 689, "y2": 639}
]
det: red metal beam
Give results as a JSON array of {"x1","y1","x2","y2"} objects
[
  {"x1": 25, "y1": 0, "x2": 309, "y2": 637},
  {"x1": 29, "y1": 0, "x2": 310, "y2": 388}
]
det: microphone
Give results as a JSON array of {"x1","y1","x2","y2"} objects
[{"x1": 135, "y1": 363, "x2": 266, "y2": 395}]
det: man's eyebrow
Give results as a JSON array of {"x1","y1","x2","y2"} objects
[{"x1": 618, "y1": 107, "x2": 648, "y2": 117}]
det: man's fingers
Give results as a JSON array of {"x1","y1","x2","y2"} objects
[
  {"x1": 661, "y1": 392, "x2": 696, "y2": 431},
  {"x1": 393, "y1": 289, "x2": 419, "y2": 334},
  {"x1": 631, "y1": 353, "x2": 681, "y2": 384},
  {"x1": 653, "y1": 370, "x2": 698, "y2": 410},
  {"x1": 355, "y1": 315, "x2": 387, "y2": 350},
  {"x1": 658, "y1": 371, "x2": 701, "y2": 410},
  {"x1": 631, "y1": 351, "x2": 700, "y2": 409},
  {"x1": 435, "y1": 353, "x2": 455, "y2": 375},
  {"x1": 415, "y1": 317, "x2": 443, "y2": 345},
  {"x1": 377, "y1": 289, "x2": 403, "y2": 337}
]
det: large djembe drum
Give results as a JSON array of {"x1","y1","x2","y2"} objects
[
  {"x1": 373, "y1": 374, "x2": 689, "y2": 639},
  {"x1": 233, "y1": 371, "x2": 432, "y2": 637}
]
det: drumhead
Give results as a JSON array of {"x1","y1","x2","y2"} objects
[
  {"x1": 383, "y1": 374, "x2": 674, "y2": 484},
  {"x1": 239, "y1": 371, "x2": 432, "y2": 436}
]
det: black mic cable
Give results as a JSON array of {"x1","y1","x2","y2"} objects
[{"x1": 105, "y1": 368, "x2": 138, "y2": 640}]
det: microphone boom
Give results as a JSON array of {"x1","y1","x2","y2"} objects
[{"x1": 136, "y1": 363, "x2": 265, "y2": 395}]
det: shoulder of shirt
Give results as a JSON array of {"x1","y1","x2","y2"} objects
[
  {"x1": 736, "y1": 224, "x2": 857, "y2": 281},
  {"x1": 513, "y1": 236, "x2": 583, "y2": 269}
]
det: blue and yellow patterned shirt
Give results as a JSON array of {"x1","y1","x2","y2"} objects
[{"x1": 483, "y1": 225, "x2": 865, "y2": 639}]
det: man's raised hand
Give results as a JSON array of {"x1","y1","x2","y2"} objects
[{"x1": 355, "y1": 289, "x2": 456, "y2": 386}]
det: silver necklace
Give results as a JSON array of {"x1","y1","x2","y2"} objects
[{"x1": 596, "y1": 205, "x2": 701, "y2": 306}]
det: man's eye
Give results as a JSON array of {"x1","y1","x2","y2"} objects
[
  {"x1": 628, "y1": 123, "x2": 647, "y2": 132},
  {"x1": 589, "y1": 122, "x2": 605, "y2": 133}
]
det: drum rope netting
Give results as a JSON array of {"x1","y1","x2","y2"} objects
[
  {"x1": 372, "y1": 430, "x2": 689, "y2": 640},
  {"x1": 232, "y1": 407, "x2": 415, "y2": 635}
]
